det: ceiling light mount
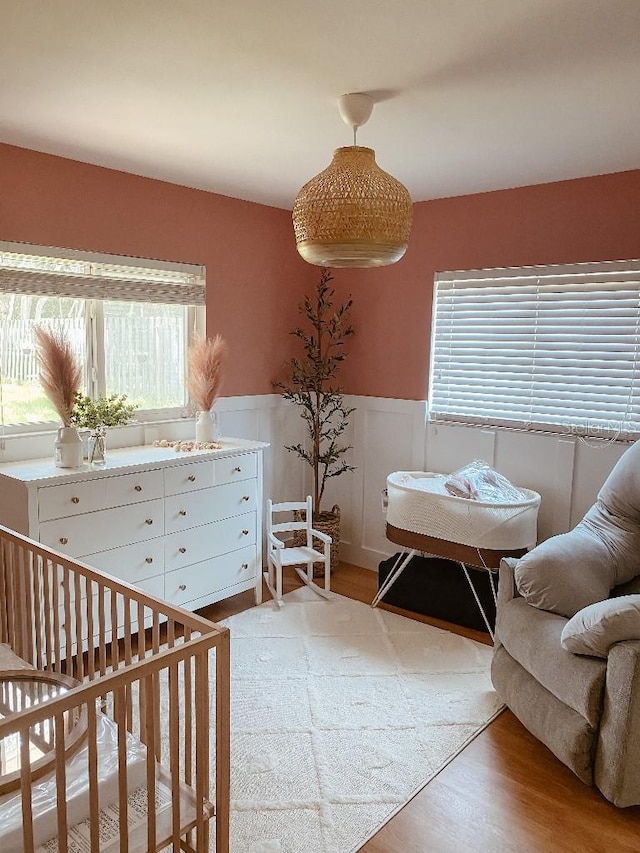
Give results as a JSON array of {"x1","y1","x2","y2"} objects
[
  {"x1": 292, "y1": 92, "x2": 412, "y2": 269},
  {"x1": 337, "y1": 93, "x2": 373, "y2": 144}
]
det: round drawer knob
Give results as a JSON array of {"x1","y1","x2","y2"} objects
[
  {"x1": 145, "y1": 518, "x2": 153, "y2": 525},
  {"x1": 241, "y1": 495, "x2": 250, "y2": 502},
  {"x1": 178, "y1": 584, "x2": 187, "y2": 591},
  {"x1": 71, "y1": 497, "x2": 80, "y2": 504},
  {"x1": 188, "y1": 475, "x2": 196, "y2": 482},
  {"x1": 135, "y1": 485, "x2": 143, "y2": 492},
  {"x1": 179, "y1": 547, "x2": 187, "y2": 554},
  {"x1": 233, "y1": 466, "x2": 242, "y2": 473},
  {"x1": 59, "y1": 537, "x2": 68, "y2": 545},
  {"x1": 241, "y1": 562, "x2": 249, "y2": 570},
  {"x1": 145, "y1": 557, "x2": 153, "y2": 564},
  {"x1": 179, "y1": 510, "x2": 187, "y2": 516},
  {"x1": 242, "y1": 529, "x2": 249, "y2": 536}
]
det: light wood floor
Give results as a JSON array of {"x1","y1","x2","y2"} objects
[{"x1": 199, "y1": 564, "x2": 640, "y2": 853}]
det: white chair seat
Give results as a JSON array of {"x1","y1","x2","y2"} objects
[
  {"x1": 278, "y1": 546, "x2": 326, "y2": 566},
  {"x1": 264, "y1": 496, "x2": 332, "y2": 607}
]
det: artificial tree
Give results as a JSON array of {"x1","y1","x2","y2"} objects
[{"x1": 275, "y1": 267, "x2": 356, "y2": 517}]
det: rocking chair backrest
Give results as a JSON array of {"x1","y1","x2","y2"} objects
[{"x1": 267, "y1": 496, "x2": 313, "y2": 544}]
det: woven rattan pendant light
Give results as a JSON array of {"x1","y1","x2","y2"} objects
[{"x1": 292, "y1": 93, "x2": 412, "y2": 268}]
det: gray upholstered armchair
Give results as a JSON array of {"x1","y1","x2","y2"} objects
[{"x1": 491, "y1": 441, "x2": 640, "y2": 808}]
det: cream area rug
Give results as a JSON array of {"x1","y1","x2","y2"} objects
[{"x1": 216, "y1": 587, "x2": 503, "y2": 853}]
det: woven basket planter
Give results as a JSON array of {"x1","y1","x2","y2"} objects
[{"x1": 293, "y1": 505, "x2": 340, "y2": 578}]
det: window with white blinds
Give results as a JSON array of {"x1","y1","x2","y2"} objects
[
  {"x1": 0, "y1": 242, "x2": 205, "y2": 428},
  {"x1": 429, "y1": 259, "x2": 640, "y2": 439}
]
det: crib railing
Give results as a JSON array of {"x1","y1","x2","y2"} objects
[{"x1": 0, "y1": 524, "x2": 230, "y2": 853}]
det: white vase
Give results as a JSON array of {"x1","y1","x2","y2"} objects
[
  {"x1": 195, "y1": 409, "x2": 220, "y2": 442},
  {"x1": 54, "y1": 426, "x2": 83, "y2": 468}
]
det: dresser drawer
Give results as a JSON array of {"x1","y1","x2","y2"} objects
[
  {"x1": 164, "y1": 511, "x2": 256, "y2": 571},
  {"x1": 39, "y1": 499, "x2": 164, "y2": 558},
  {"x1": 39, "y1": 478, "x2": 107, "y2": 521},
  {"x1": 83, "y1": 537, "x2": 165, "y2": 585},
  {"x1": 164, "y1": 460, "x2": 215, "y2": 496},
  {"x1": 165, "y1": 545, "x2": 257, "y2": 607},
  {"x1": 104, "y1": 468, "x2": 163, "y2": 508},
  {"x1": 214, "y1": 453, "x2": 257, "y2": 485},
  {"x1": 164, "y1": 480, "x2": 257, "y2": 534},
  {"x1": 38, "y1": 468, "x2": 163, "y2": 521}
]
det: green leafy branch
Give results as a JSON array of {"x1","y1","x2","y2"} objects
[{"x1": 70, "y1": 392, "x2": 138, "y2": 432}]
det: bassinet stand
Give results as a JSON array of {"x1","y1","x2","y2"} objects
[{"x1": 371, "y1": 523, "x2": 528, "y2": 640}]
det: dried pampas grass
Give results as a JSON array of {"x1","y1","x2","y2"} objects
[
  {"x1": 187, "y1": 335, "x2": 228, "y2": 412},
  {"x1": 34, "y1": 326, "x2": 82, "y2": 426}
]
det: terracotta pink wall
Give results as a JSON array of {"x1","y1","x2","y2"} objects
[
  {"x1": 336, "y1": 169, "x2": 640, "y2": 399},
  {"x1": 2, "y1": 144, "x2": 639, "y2": 403},
  {"x1": 0, "y1": 143, "x2": 316, "y2": 396}
]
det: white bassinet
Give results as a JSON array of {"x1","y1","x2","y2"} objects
[{"x1": 386, "y1": 471, "x2": 540, "y2": 551}]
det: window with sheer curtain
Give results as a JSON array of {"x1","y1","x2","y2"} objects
[
  {"x1": 429, "y1": 259, "x2": 640, "y2": 440},
  {"x1": 0, "y1": 242, "x2": 205, "y2": 429}
]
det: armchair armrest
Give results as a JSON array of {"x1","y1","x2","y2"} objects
[
  {"x1": 595, "y1": 639, "x2": 640, "y2": 807},
  {"x1": 497, "y1": 557, "x2": 518, "y2": 606}
]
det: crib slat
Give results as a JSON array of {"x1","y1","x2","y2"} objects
[
  {"x1": 152, "y1": 611, "x2": 161, "y2": 760},
  {"x1": 98, "y1": 580, "x2": 107, "y2": 677},
  {"x1": 114, "y1": 686, "x2": 130, "y2": 853},
  {"x1": 63, "y1": 565, "x2": 73, "y2": 677},
  {"x1": 4, "y1": 542, "x2": 16, "y2": 652},
  {"x1": 74, "y1": 569, "x2": 84, "y2": 682},
  {"x1": 169, "y1": 658, "x2": 181, "y2": 848},
  {"x1": 20, "y1": 723, "x2": 35, "y2": 853},
  {"x1": 195, "y1": 648, "x2": 210, "y2": 852},
  {"x1": 143, "y1": 674, "x2": 157, "y2": 851},
  {"x1": 55, "y1": 711, "x2": 69, "y2": 853},
  {"x1": 17, "y1": 544, "x2": 29, "y2": 661},
  {"x1": 184, "y1": 626, "x2": 193, "y2": 789},
  {"x1": 87, "y1": 699, "x2": 101, "y2": 852},
  {"x1": 216, "y1": 629, "x2": 231, "y2": 853},
  {"x1": 33, "y1": 555, "x2": 43, "y2": 670},
  {"x1": 0, "y1": 539, "x2": 7, "y2": 644},
  {"x1": 45, "y1": 557, "x2": 55, "y2": 669},
  {"x1": 124, "y1": 594, "x2": 133, "y2": 733},
  {"x1": 111, "y1": 586, "x2": 120, "y2": 671},
  {"x1": 86, "y1": 576, "x2": 96, "y2": 681}
]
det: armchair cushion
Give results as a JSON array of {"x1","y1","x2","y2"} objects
[
  {"x1": 514, "y1": 527, "x2": 613, "y2": 618},
  {"x1": 515, "y1": 440, "x2": 640, "y2": 618},
  {"x1": 561, "y1": 595, "x2": 640, "y2": 658}
]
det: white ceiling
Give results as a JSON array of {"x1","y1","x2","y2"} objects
[{"x1": 2, "y1": 0, "x2": 639, "y2": 210}]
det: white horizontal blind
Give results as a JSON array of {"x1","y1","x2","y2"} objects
[
  {"x1": 0, "y1": 242, "x2": 205, "y2": 305},
  {"x1": 430, "y1": 260, "x2": 640, "y2": 439}
]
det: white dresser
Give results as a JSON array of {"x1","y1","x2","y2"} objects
[{"x1": 0, "y1": 438, "x2": 267, "y2": 611}]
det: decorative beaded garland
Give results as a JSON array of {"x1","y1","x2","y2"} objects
[{"x1": 152, "y1": 439, "x2": 222, "y2": 452}]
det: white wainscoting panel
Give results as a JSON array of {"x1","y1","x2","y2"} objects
[
  {"x1": 188, "y1": 399, "x2": 636, "y2": 572},
  {"x1": 2, "y1": 393, "x2": 632, "y2": 578}
]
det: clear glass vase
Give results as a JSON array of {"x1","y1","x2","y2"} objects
[
  {"x1": 195, "y1": 409, "x2": 220, "y2": 442},
  {"x1": 88, "y1": 429, "x2": 106, "y2": 466}
]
